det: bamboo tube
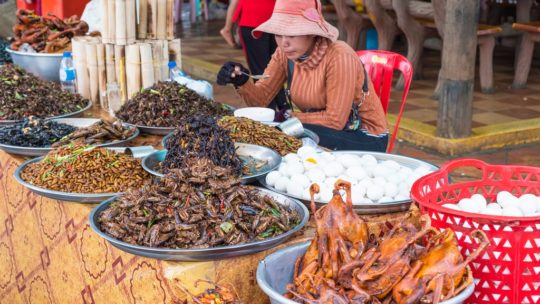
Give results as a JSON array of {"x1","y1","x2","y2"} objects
[
  {"x1": 166, "y1": 0, "x2": 174, "y2": 40},
  {"x1": 114, "y1": 45, "x2": 127, "y2": 102},
  {"x1": 156, "y1": 0, "x2": 167, "y2": 39},
  {"x1": 105, "y1": 44, "x2": 116, "y2": 84},
  {"x1": 168, "y1": 38, "x2": 181, "y2": 70},
  {"x1": 150, "y1": 40, "x2": 162, "y2": 81},
  {"x1": 125, "y1": 44, "x2": 141, "y2": 99},
  {"x1": 161, "y1": 39, "x2": 169, "y2": 80},
  {"x1": 148, "y1": 0, "x2": 157, "y2": 39},
  {"x1": 72, "y1": 37, "x2": 90, "y2": 99},
  {"x1": 137, "y1": 0, "x2": 148, "y2": 39},
  {"x1": 126, "y1": 0, "x2": 137, "y2": 44},
  {"x1": 96, "y1": 44, "x2": 107, "y2": 109},
  {"x1": 139, "y1": 43, "x2": 154, "y2": 89},
  {"x1": 107, "y1": 0, "x2": 116, "y2": 43},
  {"x1": 101, "y1": 0, "x2": 109, "y2": 43},
  {"x1": 86, "y1": 43, "x2": 99, "y2": 105},
  {"x1": 115, "y1": 0, "x2": 127, "y2": 45}
]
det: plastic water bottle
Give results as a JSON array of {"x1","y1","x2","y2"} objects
[
  {"x1": 59, "y1": 51, "x2": 77, "y2": 93},
  {"x1": 168, "y1": 61, "x2": 184, "y2": 81}
]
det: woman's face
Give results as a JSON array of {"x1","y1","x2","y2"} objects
[{"x1": 275, "y1": 35, "x2": 316, "y2": 60}]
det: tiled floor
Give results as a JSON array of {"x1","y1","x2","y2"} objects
[
  {"x1": 177, "y1": 18, "x2": 540, "y2": 167},
  {"x1": 178, "y1": 19, "x2": 540, "y2": 131}
]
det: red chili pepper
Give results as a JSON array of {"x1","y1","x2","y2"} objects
[
  {"x1": 185, "y1": 195, "x2": 190, "y2": 208},
  {"x1": 162, "y1": 110, "x2": 169, "y2": 117},
  {"x1": 220, "y1": 198, "x2": 224, "y2": 210}
]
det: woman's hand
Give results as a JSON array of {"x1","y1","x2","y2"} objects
[{"x1": 216, "y1": 62, "x2": 250, "y2": 86}]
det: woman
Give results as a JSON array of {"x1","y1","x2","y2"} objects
[{"x1": 217, "y1": 0, "x2": 388, "y2": 152}]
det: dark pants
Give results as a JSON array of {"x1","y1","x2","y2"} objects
[
  {"x1": 304, "y1": 124, "x2": 388, "y2": 152},
  {"x1": 239, "y1": 26, "x2": 288, "y2": 111}
]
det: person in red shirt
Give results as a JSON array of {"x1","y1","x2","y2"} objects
[{"x1": 219, "y1": 0, "x2": 287, "y2": 111}]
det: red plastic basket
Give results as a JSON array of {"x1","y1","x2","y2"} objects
[{"x1": 410, "y1": 158, "x2": 540, "y2": 304}]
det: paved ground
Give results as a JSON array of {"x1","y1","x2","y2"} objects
[{"x1": 177, "y1": 18, "x2": 540, "y2": 169}]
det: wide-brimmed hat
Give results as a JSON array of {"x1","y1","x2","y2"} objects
[{"x1": 252, "y1": 0, "x2": 339, "y2": 42}]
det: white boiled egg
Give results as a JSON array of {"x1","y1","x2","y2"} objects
[
  {"x1": 323, "y1": 161, "x2": 344, "y2": 177},
  {"x1": 286, "y1": 161, "x2": 304, "y2": 176},
  {"x1": 381, "y1": 160, "x2": 401, "y2": 170},
  {"x1": 458, "y1": 198, "x2": 481, "y2": 213},
  {"x1": 278, "y1": 163, "x2": 288, "y2": 176},
  {"x1": 366, "y1": 184, "x2": 384, "y2": 201},
  {"x1": 357, "y1": 178, "x2": 373, "y2": 189},
  {"x1": 302, "y1": 187, "x2": 319, "y2": 200},
  {"x1": 470, "y1": 194, "x2": 488, "y2": 210},
  {"x1": 502, "y1": 206, "x2": 523, "y2": 217},
  {"x1": 325, "y1": 177, "x2": 339, "y2": 187},
  {"x1": 497, "y1": 191, "x2": 519, "y2": 209},
  {"x1": 275, "y1": 176, "x2": 290, "y2": 192},
  {"x1": 384, "y1": 183, "x2": 399, "y2": 197},
  {"x1": 306, "y1": 168, "x2": 325, "y2": 183},
  {"x1": 372, "y1": 177, "x2": 387, "y2": 186},
  {"x1": 346, "y1": 166, "x2": 367, "y2": 181},
  {"x1": 486, "y1": 203, "x2": 502, "y2": 210},
  {"x1": 319, "y1": 186, "x2": 334, "y2": 202},
  {"x1": 372, "y1": 164, "x2": 391, "y2": 179},
  {"x1": 337, "y1": 174, "x2": 356, "y2": 185},
  {"x1": 297, "y1": 146, "x2": 317, "y2": 159},
  {"x1": 320, "y1": 152, "x2": 335, "y2": 161},
  {"x1": 394, "y1": 194, "x2": 409, "y2": 201},
  {"x1": 482, "y1": 207, "x2": 503, "y2": 216},
  {"x1": 518, "y1": 194, "x2": 537, "y2": 215},
  {"x1": 290, "y1": 174, "x2": 311, "y2": 189},
  {"x1": 336, "y1": 154, "x2": 363, "y2": 168},
  {"x1": 265, "y1": 171, "x2": 281, "y2": 186},
  {"x1": 386, "y1": 173, "x2": 402, "y2": 184},
  {"x1": 283, "y1": 153, "x2": 301, "y2": 163},
  {"x1": 287, "y1": 182, "x2": 304, "y2": 197},
  {"x1": 354, "y1": 197, "x2": 374, "y2": 205},
  {"x1": 351, "y1": 186, "x2": 367, "y2": 202},
  {"x1": 361, "y1": 154, "x2": 378, "y2": 167}
]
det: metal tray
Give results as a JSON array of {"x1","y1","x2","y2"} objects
[
  {"x1": 13, "y1": 155, "x2": 123, "y2": 203},
  {"x1": 142, "y1": 143, "x2": 282, "y2": 184},
  {"x1": 259, "y1": 151, "x2": 439, "y2": 215},
  {"x1": 0, "y1": 118, "x2": 139, "y2": 156},
  {"x1": 161, "y1": 128, "x2": 319, "y2": 148},
  {"x1": 256, "y1": 242, "x2": 474, "y2": 304},
  {"x1": 88, "y1": 187, "x2": 309, "y2": 261},
  {"x1": 123, "y1": 123, "x2": 175, "y2": 135},
  {"x1": 0, "y1": 100, "x2": 92, "y2": 126}
]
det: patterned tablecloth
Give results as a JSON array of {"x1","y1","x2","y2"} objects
[{"x1": 0, "y1": 149, "x2": 295, "y2": 303}]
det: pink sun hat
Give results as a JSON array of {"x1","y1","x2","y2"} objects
[{"x1": 252, "y1": 0, "x2": 339, "y2": 42}]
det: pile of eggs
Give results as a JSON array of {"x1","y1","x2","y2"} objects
[
  {"x1": 443, "y1": 191, "x2": 540, "y2": 217},
  {"x1": 265, "y1": 146, "x2": 434, "y2": 204}
]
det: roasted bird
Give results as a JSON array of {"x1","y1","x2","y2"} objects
[
  {"x1": 285, "y1": 179, "x2": 489, "y2": 304},
  {"x1": 392, "y1": 229, "x2": 489, "y2": 304}
]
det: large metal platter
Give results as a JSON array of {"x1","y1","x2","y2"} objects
[
  {"x1": 0, "y1": 100, "x2": 92, "y2": 126},
  {"x1": 88, "y1": 187, "x2": 309, "y2": 261},
  {"x1": 259, "y1": 151, "x2": 439, "y2": 215},
  {"x1": 122, "y1": 123, "x2": 175, "y2": 135},
  {"x1": 160, "y1": 127, "x2": 319, "y2": 148},
  {"x1": 142, "y1": 143, "x2": 282, "y2": 184},
  {"x1": 13, "y1": 156, "x2": 123, "y2": 203},
  {"x1": 0, "y1": 118, "x2": 139, "y2": 156}
]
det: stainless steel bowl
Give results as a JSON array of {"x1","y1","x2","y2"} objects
[
  {"x1": 259, "y1": 151, "x2": 439, "y2": 215},
  {"x1": 6, "y1": 47, "x2": 63, "y2": 82},
  {"x1": 256, "y1": 242, "x2": 475, "y2": 304},
  {"x1": 142, "y1": 143, "x2": 282, "y2": 184},
  {"x1": 88, "y1": 188, "x2": 310, "y2": 261},
  {"x1": 0, "y1": 100, "x2": 92, "y2": 126},
  {"x1": 0, "y1": 118, "x2": 139, "y2": 156}
]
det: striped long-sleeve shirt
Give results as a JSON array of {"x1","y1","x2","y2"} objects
[{"x1": 237, "y1": 39, "x2": 388, "y2": 135}]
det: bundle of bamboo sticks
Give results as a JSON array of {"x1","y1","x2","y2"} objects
[
  {"x1": 100, "y1": 0, "x2": 175, "y2": 44},
  {"x1": 72, "y1": 37, "x2": 182, "y2": 108}
]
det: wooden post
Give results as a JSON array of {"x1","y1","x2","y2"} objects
[
  {"x1": 364, "y1": 0, "x2": 398, "y2": 51},
  {"x1": 436, "y1": 0, "x2": 479, "y2": 138}
]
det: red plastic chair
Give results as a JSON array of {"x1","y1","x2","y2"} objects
[{"x1": 356, "y1": 50, "x2": 413, "y2": 153}]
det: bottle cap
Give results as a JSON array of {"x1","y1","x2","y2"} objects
[
  {"x1": 63, "y1": 51, "x2": 72, "y2": 57},
  {"x1": 168, "y1": 61, "x2": 176, "y2": 69}
]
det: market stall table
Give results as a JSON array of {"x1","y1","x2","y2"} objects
[{"x1": 0, "y1": 108, "x2": 416, "y2": 303}]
